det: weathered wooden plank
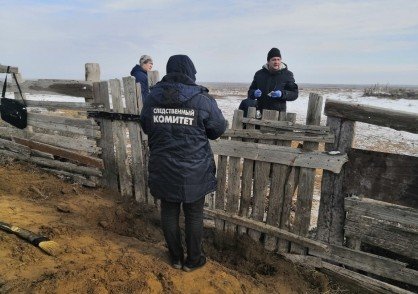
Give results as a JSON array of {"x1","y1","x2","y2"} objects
[
  {"x1": 27, "y1": 119, "x2": 101, "y2": 139},
  {"x1": 292, "y1": 93, "x2": 323, "y2": 254},
  {"x1": 25, "y1": 100, "x2": 92, "y2": 110},
  {"x1": 204, "y1": 208, "x2": 329, "y2": 252},
  {"x1": 0, "y1": 64, "x2": 19, "y2": 74},
  {"x1": 12, "y1": 137, "x2": 103, "y2": 168},
  {"x1": 325, "y1": 99, "x2": 418, "y2": 134},
  {"x1": 345, "y1": 220, "x2": 418, "y2": 259},
  {"x1": 148, "y1": 70, "x2": 159, "y2": 88},
  {"x1": 0, "y1": 137, "x2": 31, "y2": 156},
  {"x1": 110, "y1": 79, "x2": 132, "y2": 198},
  {"x1": 223, "y1": 129, "x2": 335, "y2": 143},
  {"x1": 317, "y1": 116, "x2": 355, "y2": 245},
  {"x1": 343, "y1": 149, "x2": 418, "y2": 209},
  {"x1": 0, "y1": 79, "x2": 94, "y2": 98},
  {"x1": 225, "y1": 110, "x2": 244, "y2": 236},
  {"x1": 28, "y1": 113, "x2": 99, "y2": 129},
  {"x1": 27, "y1": 133, "x2": 100, "y2": 154},
  {"x1": 249, "y1": 110, "x2": 278, "y2": 242},
  {"x1": 93, "y1": 81, "x2": 118, "y2": 191},
  {"x1": 265, "y1": 112, "x2": 296, "y2": 251},
  {"x1": 0, "y1": 148, "x2": 30, "y2": 160},
  {"x1": 28, "y1": 156, "x2": 102, "y2": 177},
  {"x1": 237, "y1": 107, "x2": 256, "y2": 235},
  {"x1": 277, "y1": 165, "x2": 300, "y2": 253},
  {"x1": 41, "y1": 168, "x2": 97, "y2": 187},
  {"x1": 321, "y1": 261, "x2": 415, "y2": 294},
  {"x1": 242, "y1": 117, "x2": 330, "y2": 134},
  {"x1": 239, "y1": 107, "x2": 256, "y2": 232},
  {"x1": 345, "y1": 197, "x2": 418, "y2": 227},
  {"x1": 123, "y1": 76, "x2": 147, "y2": 203},
  {"x1": 85, "y1": 63, "x2": 100, "y2": 107},
  {"x1": 310, "y1": 244, "x2": 418, "y2": 287},
  {"x1": 210, "y1": 140, "x2": 347, "y2": 173}
]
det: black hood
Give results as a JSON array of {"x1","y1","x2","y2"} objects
[{"x1": 166, "y1": 55, "x2": 197, "y2": 82}]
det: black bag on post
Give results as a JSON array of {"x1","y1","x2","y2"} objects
[{"x1": 0, "y1": 67, "x2": 27, "y2": 129}]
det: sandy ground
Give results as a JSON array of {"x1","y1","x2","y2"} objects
[{"x1": 0, "y1": 157, "x2": 350, "y2": 294}]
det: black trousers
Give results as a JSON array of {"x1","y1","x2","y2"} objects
[{"x1": 160, "y1": 197, "x2": 205, "y2": 264}]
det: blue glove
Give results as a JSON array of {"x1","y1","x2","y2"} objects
[
  {"x1": 270, "y1": 90, "x2": 282, "y2": 98},
  {"x1": 254, "y1": 89, "x2": 262, "y2": 98}
]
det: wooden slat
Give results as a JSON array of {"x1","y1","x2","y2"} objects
[
  {"x1": 0, "y1": 137, "x2": 31, "y2": 156},
  {"x1": 325, "y1": 99, "x2": 418, "y2": 134},
  {"x1": 265, "y1": 112, "x2": 296, "y2": 251},
  {"x1": 110, "y1": 79, "x2": 132, "y2": 198},
  {"x1": 28, "y1": 113, "x2": 99, "y2": 129},
  {"x1": 25, "y1": 100, "x2": 92, "y2": 110},
  {"x1": 285, "y1": 255, "x2": 414, "y2": 294},
  {"x1": 343, "y1": 149, "x2": 418, "y2": 209},
  {"x1": 0, "y1": 79, "x2": 93, "y2": 98},
  {"x1": 41, "y1": 168, "x2": 97, "y2": 187},
  {"x1": 249, "y1": 110, "x2": 278, "y2": 242},
  {"x1": 320, "y1": 261, "x2": 414, "y2": 294},
  {"x1": 210, "y1": 140, "x2": 348, "y2": 173},
  {"x1": 27, "y1": 119, "x2": 100, "y2": 139},
  {"x1": 242, "y1": 117, "x2": 330, "y2": 134},
  {"x1": 310, "y1": 243, "x2": 418, "y2": 287},
  {"x1": 291, "y1": 93, "x2": 323, "y2": 254},
  {"x1": 317, "y1": 116, "x2": 355, "y2": 245},
  {"x1": 223, "y1": 129, "x2": 335, "y2": 143},
  {"x1": 27, "y1": 133, "x2": 100, "y2": 154},
  {"x1": 204, "y1": 208, "x2": 329, "y2": 252},
  {"x1": 224, "y1": 110, "x2": 244, "y2": 236},
  {"x1": 345, "y1": 197, "x2": 418, "y2": 227},
  {"x1": 239, "y1": 107, "x2": 256, "y2": 227},
  {"x1": 12, "y1": 137, "x2": 103, "y2": 168},
  {"x1": 123, "y1": 76, "x2": 147, "y2": 203},
  {"x1": 93, "y1": 81, "x2": 118, "y2": 191}
]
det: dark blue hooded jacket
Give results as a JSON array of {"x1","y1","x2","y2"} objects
[
  {"x1": 140, "y1": 55, "x2": 227, "y2": 203},
  {"x1": 130, "y1": 64, "x2": 149, "y2": 99}
]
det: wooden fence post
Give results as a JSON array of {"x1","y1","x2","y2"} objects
[
  {"x1": 317, "y1": 116, "x2": 355, "y2": 245},
  {"x1": 291, "y1": 93, "x2": 323, "y2": 254},
  {"x1": 123, "y1": 76, "x2": 147, "y2": 203},
  {"x1": 92, "y1": 81, "x2": 119, "y2": 191},
  {"x1": 109, "y1": 79, "x2": 132, "y2": 197},
  {"x1": 85, "y1": 63, "x2": 100, "y2": 103}
]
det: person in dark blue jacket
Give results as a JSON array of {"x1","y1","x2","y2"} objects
[
  {"x1": 130, "y1": 55, "x2": 153, "y2": 99},
  {"x1": 140, "y1": 55, "x2": 227, "y2": 272},
  {"x1": 238, "y1": 97, "x2": 257, "y2": 117},
  {"x1": 248, "y1": 48, "x2": 298, "y2": 113}
]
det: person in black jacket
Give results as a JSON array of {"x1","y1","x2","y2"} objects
[
  {"x1": 140, "y1": 55, "x2": 227, "y2": 272},
  {"x1": 248, "y1": 48, "x2": 298, "y2": 113},
  {"x1": 130, "y1": 55, "x2": 153, "y2": 99}
]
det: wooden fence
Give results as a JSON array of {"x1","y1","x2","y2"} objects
[{"x1": 1, "y1": 63, "x2": 417, "y2": 292}]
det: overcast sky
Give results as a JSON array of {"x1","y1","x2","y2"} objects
[{"x1": 1, "y1": 0, "x2": 418, "y2": 85}]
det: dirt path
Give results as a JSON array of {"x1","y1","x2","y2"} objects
[{"x1": 0, "y1": 158, "x2": 345, "y2": 293}]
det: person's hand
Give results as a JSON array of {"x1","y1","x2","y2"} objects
[
  {"x1": 270, "y1": 90, "x2": 282, "y2": 98},
  {"x1": 254, "y1": 89, "x2": 262, "y2": 98}
]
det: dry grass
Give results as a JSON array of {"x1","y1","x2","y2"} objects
[{"x1": 363, "y1": 84, "x2": 418, "y2": 99}]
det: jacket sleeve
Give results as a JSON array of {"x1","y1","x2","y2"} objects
[
  {"x1": 139, "y1": 102, "x2": 152, "y2": 135},
  {"x1": 247, "y1": 74, "x2": 258, "y2": 100},
  {"x1": 205, "y1": 99, "x2": 227, "y2": 140},
  {"x1": 282, "y1": 71, "x2": 299, "y2": 101}
]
